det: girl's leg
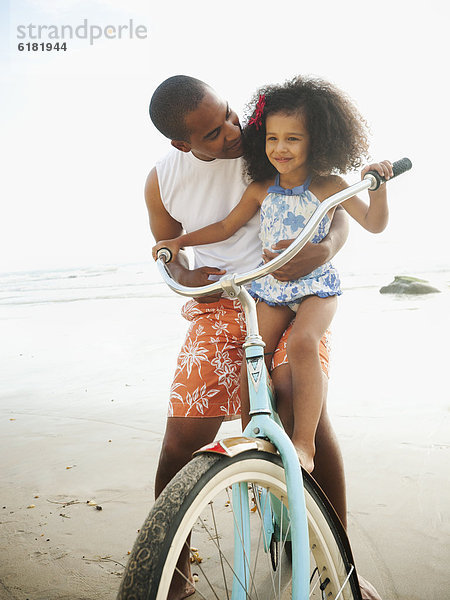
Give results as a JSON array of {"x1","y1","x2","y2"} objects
[
  {"x1": 287, "y1": 295, "x2": 337, "y2": 473},
  {"x1": 240, "y1": 301, "x2": 294, "y2": 430},
  {"x1": 271, "y1": 365, "x2": 347, "y2": 527}
]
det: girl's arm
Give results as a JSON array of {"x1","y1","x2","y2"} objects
[
  {"x1": 341, "y1": 160, "x2": 393, "y2": 234},
  {"x1": 152, "y1": 182, "x2": 263, "y2": 261}
]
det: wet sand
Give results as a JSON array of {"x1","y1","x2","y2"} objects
[{"x1": 0, "y1": 285, "x2": 448, "y2": 599}]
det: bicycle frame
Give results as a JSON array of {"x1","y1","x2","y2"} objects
[
  {"x1": 227, "y1": 284, "x2": 308, "y2": 600},
  {"x1": 155, "y1": 174, "x2": 381, "y2": 600},
  {"x1": 157, "y1": 174, "x2": 374, "y2": 600}
]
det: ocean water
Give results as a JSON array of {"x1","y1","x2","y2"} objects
[
  {"x1": 0, "y1": 262, "x2": 168, "y2": 307},
  {"x1": 2, "y1": 259, "x2": 448, "y2": 416},
  {"x1": 0, "y1": 260, "x2": 448, "y2": 307}
]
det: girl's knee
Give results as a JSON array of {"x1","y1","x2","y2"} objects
[{"x1": 287, "y1": 329, "x2": 320, "y2": 357}]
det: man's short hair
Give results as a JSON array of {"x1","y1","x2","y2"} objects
[{"x1": 149, "y1": 75, "x2": 210, "y2": 141}]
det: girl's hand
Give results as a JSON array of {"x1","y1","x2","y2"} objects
[
  {"x1": 361, "y1": 160, "x2": 394, "y2": 185},
  {"x1": 152, "y1": 238, "x2": 182, "y2": 261}
]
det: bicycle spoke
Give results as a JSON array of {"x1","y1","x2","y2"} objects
[
  {"x1": 309, "y1": 566, "x2": 324, "y2": 598},
  {"x1": 209, "y1": 501, "x2": 230, "y2": 600},
  {"x1": 178, "y1": 486, "x2": 350, "y2": 600},
  {"x1": 278, "y1": 509, "x2": 291, "y2": 569},
  {"x1": 172, "y1": 548, "x2": 212, "y2": 600},
  {"x1": 278, "y1": 494, "x2": 284, "y2": 599},
  {"x1": 251, "y1": 486, "x2": 281, "y2": 599},
  {"x1": 194, "y1": 489, "x2": 294, "y2": 600},
  {"x1": 250, "y1": 485, "x2": 278, "y2": 599},
  {"x1": 184, "y1": 541, "x2": 221, "y2": 600},
  {"x1": 246, "y1": 488, "x2": 265, "y2": 600},
  {"x1": 120, "y1": 454, "x2": 360, "y2": 600},
  {"x1": 196, "y1": 507, "x2": 255, "y2": 598},
  {"x1": 333, "y1": 564, "x2": 355, "y2": 600},
  {"x1": 195, "y1": 516, "x2": 244, "y2": 593},
  {"x1": 226, "y1": 486, "x2": 261, "y2": 600}
]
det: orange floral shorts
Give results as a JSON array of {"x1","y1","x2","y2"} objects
[{"x1": 169, "y1": 298, "x2": 331, "y2": 418}]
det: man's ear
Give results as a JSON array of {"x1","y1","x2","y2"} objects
[{"x1": 171, "y1": 140, "x2": 192, "y2": 153}]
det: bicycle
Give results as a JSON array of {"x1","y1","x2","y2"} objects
[{"x1": 117, "y1": 158, "x2": 412, "y2": 600}]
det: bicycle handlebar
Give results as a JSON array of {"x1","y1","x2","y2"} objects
[
  {"x1": 365, "y1": 157, "x2": 412, "y2": 191},
  {"x1": 156, "y1": 157, "x2": 412, "y2": 298}
]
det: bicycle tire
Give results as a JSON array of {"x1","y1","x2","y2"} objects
[{"x1": 117, "y1": 451, "x2": 361, "y2": 600}]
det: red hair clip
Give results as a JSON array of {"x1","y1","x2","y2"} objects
[{"x1": 248, "y1": 94, "x2": 266, "y2": 130}]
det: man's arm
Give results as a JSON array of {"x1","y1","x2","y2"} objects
[
  {"x1": 145, "y1": 168, "x2": 225, "y2": 289},
  {"x1": 152, "y1": 181, "x2": 262, "y2": 262},
  {"x1": 262, "y1": 206, "x2": 349, "y2": 282}
]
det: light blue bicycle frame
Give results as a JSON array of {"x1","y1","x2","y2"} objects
[
  {"x1": 230, "y1": 286, "x2": 310, "y2": 600},
  {"x1": 156, "y1": 174, "x2": 381, "y2": 600}
]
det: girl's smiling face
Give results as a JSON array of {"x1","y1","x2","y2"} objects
[{"x1": 265, "y1": 111, "x2": 310, "y2": 183}]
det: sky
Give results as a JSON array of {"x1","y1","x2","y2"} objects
[{"x1": 1, "y1": 0, "x2": 449, "y2": 275}]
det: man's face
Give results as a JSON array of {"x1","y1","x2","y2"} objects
[{"x1": 175, "y1": 90, "x2": 243, "y2": 161}]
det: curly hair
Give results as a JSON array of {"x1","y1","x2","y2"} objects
[{"x1": 242, "y1": 76, "x2": 370, "y2": 182}]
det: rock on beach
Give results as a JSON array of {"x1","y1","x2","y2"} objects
[{"x1": 379, "y1": 275, "x2": 441, "y2": 295}]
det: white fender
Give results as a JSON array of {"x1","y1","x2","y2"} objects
[{"x1": 194, "y1": 436, "x2": 277, "y2": 458}]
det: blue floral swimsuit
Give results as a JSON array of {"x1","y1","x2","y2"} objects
[{"x1": 250, "y1": 175, "x2": 342, "y2": 311}]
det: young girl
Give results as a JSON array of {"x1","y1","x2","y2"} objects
[{"x1": 153, "y1": 76, "x2": 393, "y2": 473}]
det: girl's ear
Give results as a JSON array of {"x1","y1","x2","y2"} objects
[{"x1": 171, "y1": 140, "x2": 192, "y2": 153}]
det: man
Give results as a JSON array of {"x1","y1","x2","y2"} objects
[{"x1": 145, "y1": 75, "x2": 381, "y2": 600}]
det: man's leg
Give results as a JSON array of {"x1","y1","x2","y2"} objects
[
  {"x1": 313, "y1": 377, "x2": 347, "y2": 527},
  {"x1": 154, "y1": 416, "x2": 224, "y2": 600},
  {"x1": 155, "y1": 416, "x2": 224, "y2": 499},
  {"x1": 271, "y1": 364, "x2": 347, "y2": 526},
  {"x1": 156, "y1": 297, "x2": 246, "y2": 501},
  {"x1": 154, "y1": 298, "x2": 245, "y2": 599}
]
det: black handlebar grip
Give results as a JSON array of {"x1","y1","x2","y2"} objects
[
  {"x1": 365, "y1": 157, "x2": 412, "y2": 191},
  {"x1": 156, "y1": 248, "x2": 173, "y2": 263}
]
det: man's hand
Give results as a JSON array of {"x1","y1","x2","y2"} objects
[
  {"x1": 152, "y1": 238, "x2": 182, "y2": 262},
  {"x1": 262, "y1": 240, "x2": 329, "y2": 281},
  {"x1": 263, "y1": 206, "x2": 349, "y2": 281},
  {"x1": 169, "y1": 261, "x2": 226, "y2": 303}
]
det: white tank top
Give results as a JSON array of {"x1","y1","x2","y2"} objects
[{"x1": 156, "y1": 149, "x2": 261, "y2": 275}]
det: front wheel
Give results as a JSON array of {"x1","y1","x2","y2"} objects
[{"x1": 118, "y1": 451, "x2": 361, "y2": 599}]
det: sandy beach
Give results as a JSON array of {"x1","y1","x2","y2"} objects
[{"x1": 0, "y1": 266, "x2": 449, "y2": 600}]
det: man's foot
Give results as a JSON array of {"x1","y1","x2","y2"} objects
[
  {"x1": 358, "y1": 574, "x2": 383, "y2": 600},
  {"x1": 295, "y1": 446, "x2": 315, "y2": 473},
  {"x1": 167, "y1": 573, "x2": 195, "y2": 600}
]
